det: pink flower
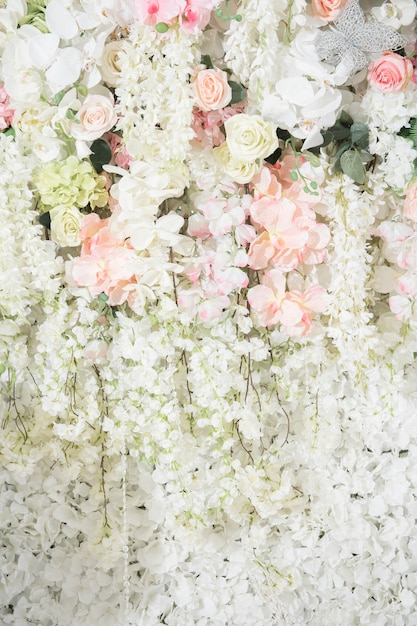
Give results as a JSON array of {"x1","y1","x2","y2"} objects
[
  {"x1": 105, "y1": 132, "x2": 132, "y2": 170},
  {"x1": 180, "y1": 0, "x2": 213, "y2": 33},
  {"x1": 280, "y1": 286, "x2": 329, "y2": 336},
  {"x1": 247, "y1": 270, "x2": 287, "y2": 327},
  {"x1": 248, "y1": 272, "x2": 328, "y2": 335},
  {"x1": 134, "y1": 0, "x2": 186, "y2": 25},
  {"x1": 0, "y1": 86, "x2": 14, "y2": 130},
  {"x1": 311, "y1": 0, "x2": 347, "y2": 20},
  {"x1": 71, "y1": 215, "x2": 138, "y2": 306},
  {"x1": 192, "y1": 67, "x2": 232, "y2": 111},
  {"x1": 368, "y1": 52, "x2": 413, "y2": 93},
  {"x1": 404, "y1": 181, "x2": 417, "y2": 222},
  {"x1": 248, "y1": 197, "x2": 308, "y2": 271}
]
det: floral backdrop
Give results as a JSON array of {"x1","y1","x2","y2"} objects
[{"x1": 2, "y1": 0, "x2": 417, "y2": 624}]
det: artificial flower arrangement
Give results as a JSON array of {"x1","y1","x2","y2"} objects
[{"x1": 2, "y1": 0, "x2": 417, "y2": 624}]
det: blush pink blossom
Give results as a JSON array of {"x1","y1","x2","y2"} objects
[
  {"x1": 248, "y1": 271, "x2": 328, "y2": 335},
  {"x1": 134, "y1": 0, "x2": 186, "y2": 25},
  {"x1": 71, "y1": 215, "x2": 138, "y2": 306},
  {"x1": 180, "y1": 0, "x2": 214, "y2": 33},
  {"x1": 0, "y1": 86, "x2": 14, "y2": 130},
  {"x1": 247, "y1": 269, "x2": 287, "y2": 327},
  {"x1": 248, "y1": 197, "x2": 309, "y2": 271}
]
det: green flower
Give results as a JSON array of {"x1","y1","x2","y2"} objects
[{"x1": 34, "y1": 156, "x2": 109, "y2": 212}]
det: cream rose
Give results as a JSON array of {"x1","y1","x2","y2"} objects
[
  {"x1": 404, "y1": 181, "x2": 417, "y2": 221},
  {"x1": 214, "y1": 141, "x2": 262, "y2": 184},
  {"x1": 311, "y1": 0, "x2": 347, "y2": 19},
  {"x1": 101, "y1": 40, "x2": 128, "y2": 88},
  {"x1": 367, "y1": 52, "x2": 413, "y2": 93},
  {"x1": 224, "y1": 114, "x2": 278, "y2": 162},
  {"x1": 50, "y1": 205, "x2": 83, "y2": 247},
  {"x1": 192, "y1": 67, "x2": 232, "y2": 111},
  {"x1": 72, "y1": 94, "x2": 117, "y2": 141}
]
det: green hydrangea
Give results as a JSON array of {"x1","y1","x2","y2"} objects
[
  {"x1": 19, "y1": 0, "x2": 50, "y2": 33},
  {"x1": 35, "y1": 156, "x2": 109, "y2": 212}
]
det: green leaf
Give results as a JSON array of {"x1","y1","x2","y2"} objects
[
  {"x1": 53, "y1": 90, "x2": 65, "y2": 105},
  {"x1": 0, "y1": 364, "x2": 6, "y2": 375},
  {"x1": 228, "y1": 80, "x2": 246, "y2": 105},
  {"x1": 38, "y1": 211, "x2": 51, "y2": 229},
  {"x1": 333, "y1": 140, "x2": 352, "y2": 162},
  {"x1": 90, "y1": 139, "x2": 112, "y2": 173},
  {"x1": 339, "y1": 110, "x2": 353, "y2": 127},
  {"x1": 340, "y1": 149, "x2": 366, "y2": 184},
  {"x1": 201, "y1": 54, "x2": 213, "y2": 69},
  {"x1": 155, "y1": 21, "x2": 169, "y2": 33},
  {"x1": 98, "y1": 293, "x2": 109, "y2": 302},
  {"x1": 330, "y1": 123, "x2": 352, "y2": 141},
  {"x1": 3, "y1": 127, "x2": 15, "y2": 138},
  {"x1": 350, "y1": 122, "x2": 369, "y2": 149}
]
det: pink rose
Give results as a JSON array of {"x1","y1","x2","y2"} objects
[
  {"x1": 72, "y1": 94, "x2": 118, "y2": 141},
  {"x1": 311, "y1": 0, "x2": 347, "y2": 20},
  {"x1": 403, "y1": 181, "x2": 417, "y2": 221},
  {"x1": 367, "y1": 52, "x2": 413, "y2": 93},
  {"x1": 192, "y1": 68, "x2": 232, "y2": 111}
]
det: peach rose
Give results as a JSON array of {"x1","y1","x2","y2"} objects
[
  {"x1": 72, "y1": 94, "x2": 118, "y2": 141},
  {"x1": 367, "y1": 52, "x2": 413, "y2": 93},
  {"x1": 192, "y1": 68, "x2": 232, "y2": 111},
  {"x1": 404, "y1": 181, "x2": 417, "y2": 221},
  {"x1": 311, "y1": 0, "x2": 347, "y2": 19}
]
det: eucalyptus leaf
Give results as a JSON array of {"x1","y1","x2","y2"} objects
[
  {"x1": 350, "y1": 122, "x2": 369, "y2": 149},
  {"x1": 228, "y1": 80, "x2": 246, "y2": 105},
  {"x1": 331, "y1": 123, "x2": 352, "y2": 141},
  {"x1": 333, "y1": 140, "x2": 352, "y2": 162},
  {"x1": 339, "y1": 110, "x2": 353, "y2": 127},
  {"x1": 340, "y1": 149, "x2": 365, "y2": 184},
  {"x1": 90, "y1": 139, "x2": 112, "y2": 173}
]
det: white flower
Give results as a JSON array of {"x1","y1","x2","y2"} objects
[
  {"x1": 50, "y1": 205, "x2": 83, "y2": 247},
  {"x1": 371, "y1": 0, "x2": 416, "y2": 28},
  {"x1": 213, "y1": 141, "x2": 262, "y2": 184},
  {"x1": 224, "y1": 114, "x2": 278, "y2": 162},
  {"x1": 262, "y1": 77, "x2": 342, "y2": 148},
  {"x1": 100, "y1": 40, "x2": 128, "y2": 87},
  {"x1": 72, "y1": 93, "x2": 117, "y2": 141}
]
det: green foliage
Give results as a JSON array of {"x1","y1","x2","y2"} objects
[
  {"x1": 321, "y1": 112, "x2": 372, "y2": 184},
  {"x1": 90, "y1": 139, "x2": 112, "y2": 174},
  {"x1": 228, "y1": 80, "x2": 246, "y2": 105},
  {"x1": 201, "y1": 55, "x2": 214, "y2": 69}
]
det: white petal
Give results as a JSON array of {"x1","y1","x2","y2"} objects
[
  {"x1": 45, "y1": 47, "x2": 83, "y2": 93},
  {"x1": 45, "y1": 0, "x2": 79, "y2": 39},
  {"x1": 28, "y1": 34, "x2": 59, "y2": 70}
]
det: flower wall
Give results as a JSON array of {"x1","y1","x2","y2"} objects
[{"x1": 1, "y1": 0, "x2": 417, "y2": 624}]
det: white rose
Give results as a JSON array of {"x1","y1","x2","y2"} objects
[
  {"x1": 224, "y1": 114, "x2": 278, "y2": 162},
  {"x1": 213, "y1": 142, "x2": 261, "y2": 184},
  {"x1": 72, "y1": 94, "x2": 117, "y2": 141},
  {"x1": 100, "y1": 40, "x2": 128, "y2": 88},
  {"x1": 50, "y1": 205, "x2": 83, "y2": 247}
]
